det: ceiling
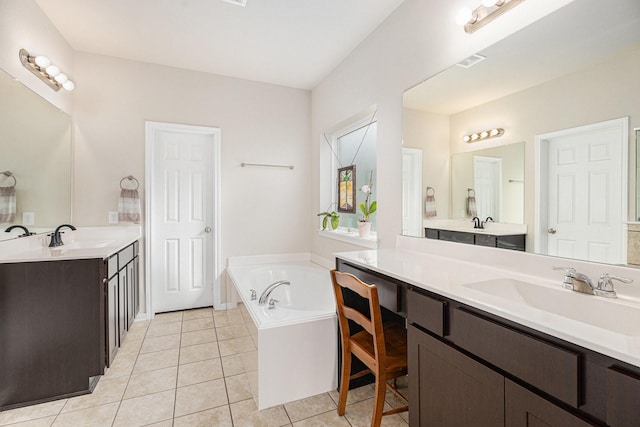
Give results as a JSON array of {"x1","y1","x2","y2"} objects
[
  {"x1": 403, "y1": 0, "x2": 640, "y2": 115},
  {"x1": 34, "y1": 0, "x2": 405, "y2": 90}
]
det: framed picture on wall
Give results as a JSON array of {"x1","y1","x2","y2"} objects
[{"x1": 338, "y1": 165, "x2": 356, "y2": 213}]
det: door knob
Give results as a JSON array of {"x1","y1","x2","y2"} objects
[
  {"x1": 547, "y1": 228, "x2": 557, "y2": 234},
  {"x1": 204, "y1": 226, "x2": 212, "y2": 233}
]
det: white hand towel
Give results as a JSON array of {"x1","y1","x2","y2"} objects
[
  {"x1": 118, "y1": 189, "x2": 141, "y2": 224},
  {"x1": 0, "y1": 186, "x2": 16, "y2": 224}
]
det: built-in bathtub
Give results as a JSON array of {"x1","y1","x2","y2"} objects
[{"x1": 227, "y1": 254, "x2": 337, "y2": 410}]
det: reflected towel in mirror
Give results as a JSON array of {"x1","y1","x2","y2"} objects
[
  {"x1": 466, "y1": 189, "x2": 477, "y2": 217},
  {"x1": 425, "y1": 187, "x2": 437, "y2": 217},
  {"x1": 0, "y1": 187, "x2": 16, "y2": 224},
  {"x1": 118, "y1": 189, "x2": 141, "y2": 224}
]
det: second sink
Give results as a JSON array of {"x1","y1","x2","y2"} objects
[{"x1": 463, "y1": 278, "x2": 640, "y2": 338}]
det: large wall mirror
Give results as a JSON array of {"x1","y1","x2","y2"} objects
[
  {"x1": 402, "y1": 0, "x2": 640, "y2": 266},
  {"x1": 0, "y1": 68, "x2": 72, "y2": 241}
]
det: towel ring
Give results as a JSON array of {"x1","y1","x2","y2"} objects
[
  {"x1": 120, "y1": 175, "x2": 139, "y2": 190},
  {"x1": 0, "y1": 171, "x2": 16, "y2": 188},
  {"x1": 426, "y1": 186, "x2": 435, "y2": 196},
  {"x1": 467, "y1": 188, "x2": 475, "y2": 197}
]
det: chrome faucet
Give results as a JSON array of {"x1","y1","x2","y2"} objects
[
  {"x1": 594, "y1": 273, "x2": 633, "y2": 298},
  {"x1": 48, "y1": 224, "x2": 76, "y2": 247},
  {"x1": 553, "y1": 266, "x2": 595, "y2": 295},
  {"x1": 258, "y1": 280, "x2": 290, "y2": 305},
  {"x1": 4, "y1": 225, "x2": 34, "y2": 237}
]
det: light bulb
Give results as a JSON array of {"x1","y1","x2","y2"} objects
[
  {"x1": 456, "y1": 8, "x2": 473, "y2": 26},
  {"x1": 480, "y1": 131, "x2": 489, "y2": 138},
  {"x1": 62, "y1": 80, "x2": 75, "y2": 91},
  {"x1": 490, "y1": 128, "x2": 500, "y2": 136},
  {"x1": 481, "y1": 0, "x2": 499, "y2": 7},
  {"x1": 54, "y1": 73, "x2": 68, "y2": 84},
  {"x1": 463, "y1": 135, "x2": 471, "y2": 143},
  {"x1": 45, "y1": 65, "x2": 60, "y2": 77},
  {"x1": 34, "y1": 55, "x2": 50, "y2": 68}
]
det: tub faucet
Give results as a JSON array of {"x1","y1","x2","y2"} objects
[
  {"x1": 259, "y1": 280, "x2": 290, "y2": 305},
  {"x1": 48, "y1": 224, "x2": 76, "y2": 247},
  {"x1": 4, "y1": 225, "x2": 34, "y2": 237}
]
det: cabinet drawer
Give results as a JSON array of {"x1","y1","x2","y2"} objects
[
  {"x1": 497, "y1": 235, "x2": 526, "y2": 251},
  {"x1": 451, "y1": 307, "x2": 580, "y2": 406},
  {"x1": 439, "y1": 230, "x2": 474, "y2": 244},
  {"x1": 475, "y1": 234, "x2": 497, "y2": 247},
  {"x1": 107, "y1": 255, "x2": 118, "y2": 279},
  {"x1": 339, "y1": 263, "x2": 400, "y2": 313},
  {"x1": 425, "y1": 228, "x2": 439, "y2": 239},
  {"x1": 407, "y1": 289, "x2": 445, "y2": 336},
  {"x1": 606, "y1": 366, "x2": 640, "y2": 427},
  {"x1": 118, "y1": 244, "x2": 135, "y2": 269}
]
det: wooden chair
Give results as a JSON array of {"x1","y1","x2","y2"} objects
[{"x1": 330, "y1": 269, "x2": 408, "y2": 427}]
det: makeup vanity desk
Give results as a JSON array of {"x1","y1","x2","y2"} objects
[{"x1": 335, "y1": 247, "x2": 640, "y2": 427}]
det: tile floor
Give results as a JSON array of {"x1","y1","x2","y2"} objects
[{"x1": 0, "y1": 305, "x2": 409, "y2": 427}]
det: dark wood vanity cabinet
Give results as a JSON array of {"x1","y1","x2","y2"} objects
[
  {"x1": 406, "y1": 286, "x2": 640, "y2": 427},
  {"x1": 0, "y1": 259, "x2": 105, "y2": 409},
  {"x1": 336, "y1": 260, "x2": 640, "y2": 427},
  {"x1": 425, "y1": 228, "x2": 526, "y2": 251},
  {"x1": 104, "y1": 241, "x2": 139, "y2": 367},
  {"x1": 408, "y1": 325, "x2": 504, "y2": 426}
]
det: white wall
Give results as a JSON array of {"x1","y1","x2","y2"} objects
[
  {"x1": 72, "y1": 52, "x2": 311, "y2": 306},
  {"x1": 310, "y1": 0, "x2": 575, "y2": 259},
  {"x1": 402, "y1": 108, "x2": 450, "y2": 220},
  {"x1": 0, "y1": 0, "x2": 73, "y2": 113}
]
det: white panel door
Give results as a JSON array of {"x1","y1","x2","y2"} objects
[
  {"x1": 402, "y1": 147, "x2": 423, "y2": 237},
  {"x1": 473, "y1": 156, "x2": 502, "y2": 221},
  {"x1": 545, "y1": 122, "x2": 625, "y2": 264},
  {"x1": 150, "y1": 124, "x2": 217, "y2": 313}
]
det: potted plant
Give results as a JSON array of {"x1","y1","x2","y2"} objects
[
  {"x1": 318, "y1": 206, "x2": 340, "y2": 231},
  {"x1": 358, "y1": 172, "x2": 376, "y2": 238}
]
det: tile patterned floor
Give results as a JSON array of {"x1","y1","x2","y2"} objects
[{"x1": 0, "y1": 305, "x2": 409, "y2": 426}]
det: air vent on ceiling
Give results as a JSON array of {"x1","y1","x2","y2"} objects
[
  {"x1": 456, "y1": 54, "x2": 487, "y2": 69},
  {"x1": 222, "y1": 0, "x2": 247, "y2": 6}
]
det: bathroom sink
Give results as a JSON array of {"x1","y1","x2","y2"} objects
[
  {"x1": 64, "y1": 239, "x2": 116, "y2": 249},
  {"x1": 463, "y1": 278, "x2": 640, "y2": 337}
]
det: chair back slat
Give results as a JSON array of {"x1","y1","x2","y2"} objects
[{"x1": 342, "y1": 306, "x2": 375, "y2": 336}]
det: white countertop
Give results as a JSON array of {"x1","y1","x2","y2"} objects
[
  {"x1": 0, "y1": 226, "x2": 141, "y2": 263},
  {"x1": 423, "y1": 219, "x2": 527, "y2": 236},
  {"x1": 335, "y1": 244, "x2": 640, "y2": 368}
]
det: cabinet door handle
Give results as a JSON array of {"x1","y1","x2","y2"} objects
[
  {"x1": 547, "y1": 228, "x2": 557, "y2": 234},
  {"x1": 204, "y1": 226, "x2": 212, "y2": 233}
]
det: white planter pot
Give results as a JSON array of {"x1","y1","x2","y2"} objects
[{"x1": 358, "y1": 221, "x2": 371, "y2": 238}]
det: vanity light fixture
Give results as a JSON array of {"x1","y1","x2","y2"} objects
[
  {"x1": 457, "y1": 0, "x2": 525, "y2": 34},
  {"x1": 19, "y1": 49, "x2": 75, "y2": 92},
  {"x1": 463, "y1": 128, "x2": 504, "y2": 143}
]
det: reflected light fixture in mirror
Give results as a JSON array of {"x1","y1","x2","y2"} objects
[
  {"x1": 463, "y1": 127, "x2": 504, "y2": 143},
  {"x1": 457, "y1": 0, "x2": 525, "y2": 33},
  {"x1": 19, "y1": 49, "x2": 75, "y2": 92}
]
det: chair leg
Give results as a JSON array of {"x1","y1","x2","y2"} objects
[
  {"x1": 337, "y1": 352, "x2": 351, "y2": 416},
  {"x1": 371, "y1": 375, "x2": 386, "y2": 427}
]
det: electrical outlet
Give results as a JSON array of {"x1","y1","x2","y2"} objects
[
  {"x1": 23, "y1": 212, "x2": 35, "y2": 225},
  {"x1": 108, "y1": 211, "x2": 119, "y2": 224}
]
